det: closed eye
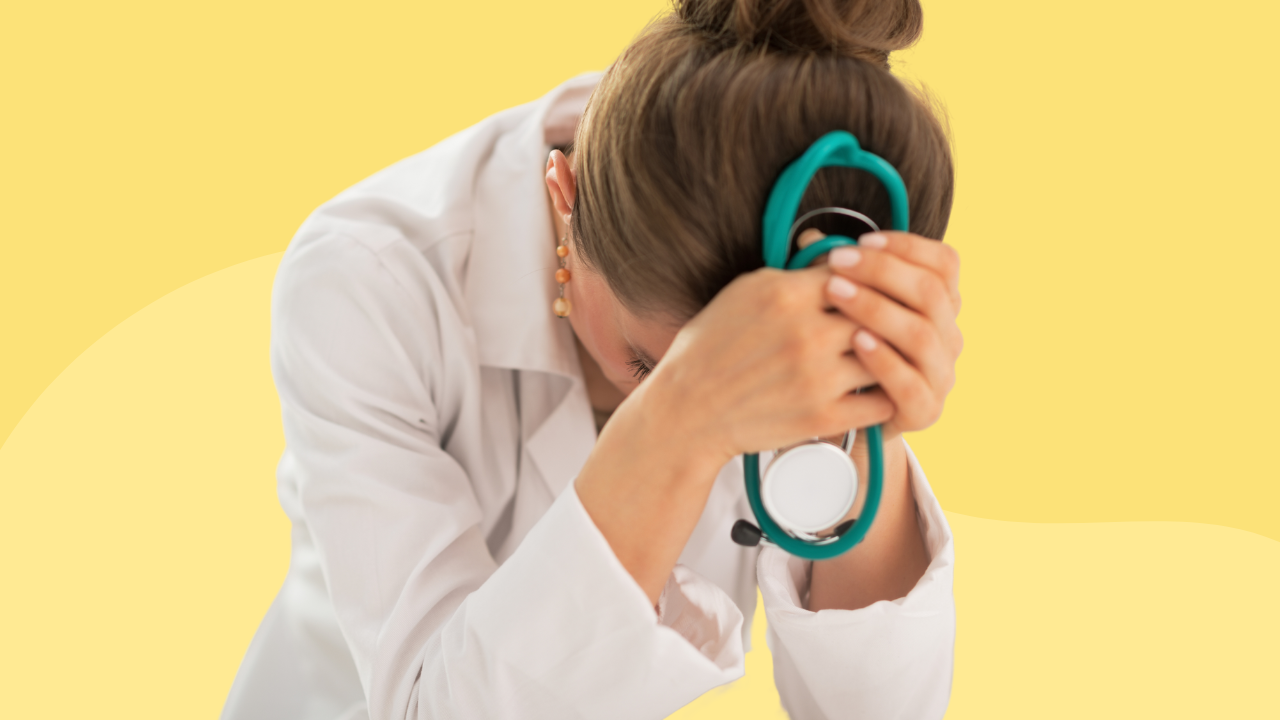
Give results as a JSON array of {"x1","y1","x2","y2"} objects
[{"x1": 625, "y1": 356, "x2": 652, "y2": 382}]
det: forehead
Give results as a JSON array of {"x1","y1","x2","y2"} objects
[{"x1": 612, "y1": 298, "x2": 681, "y2": 361}]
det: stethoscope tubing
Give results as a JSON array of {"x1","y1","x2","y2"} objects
[
  {"x1": 743, "y1": 130, "x2": 909, "y2": 560},
  {"x1": 744, "y1": 424, "x2": 884, "y2": 559}
]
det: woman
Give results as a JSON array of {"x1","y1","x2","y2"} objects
[{"x1": 223, "y1": 0, "x2": 961, "y2": 717}]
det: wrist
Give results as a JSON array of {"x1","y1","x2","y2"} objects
[
  {"x1": 575, "y1": 371, "x2": 731, "y2": 605},
  {"x1": 809, "y1": 435, "x2": 928, "y2": 611},
  {"x1": 623, "y1": 371, "x2": 735, "y2": 480},
  {"x1": 841, "y1": 433, "x2": 912, "y2": 523}
]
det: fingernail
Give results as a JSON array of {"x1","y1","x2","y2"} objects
[
  {"x1": 855, "y1": 330, "x2": 877, "y2": 351},
  {"x1": 828, "y1": 276, "x2": 857, "y2": 299},
  {"x1": 859, "y1": 232, "x2": 887, "y2": 249},
  {"x1": 830, "y1": 247, "x2": 862, "y2": 268}
]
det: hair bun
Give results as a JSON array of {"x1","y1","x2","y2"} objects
[{"x1": 676, "y1": 0, "x2": 923, "y2": 65}]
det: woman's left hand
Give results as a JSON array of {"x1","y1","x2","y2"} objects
[{"x1": 816, "y1": 230, "x2": 963, "y2": 441}]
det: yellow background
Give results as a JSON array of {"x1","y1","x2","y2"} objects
[{"x1": 1, "y1": 0, "x2": 1277, "y2": 718}]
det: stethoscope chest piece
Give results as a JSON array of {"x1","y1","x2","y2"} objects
[{"x1": 761, "y1": 442, "x2": 858, "y2": 537}]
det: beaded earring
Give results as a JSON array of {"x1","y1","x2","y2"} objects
[{"x1": 553, "y1": 234, "x2": 571, "y2": 318}]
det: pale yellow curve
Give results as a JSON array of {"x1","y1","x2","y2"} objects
[
  {"x1": 2, "y1": 255, "x2": 1277, "y2": 720},
  {"x1": 679, "y1": 515, "x2": 1280, "y2": 720},
  {"x1": 0, "y1": 254, "x2": 291, "y2": 717}
]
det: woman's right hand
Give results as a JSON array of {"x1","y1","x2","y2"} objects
[{"x1": 641, "y1": 265, "x2": 896, "y2": 465}]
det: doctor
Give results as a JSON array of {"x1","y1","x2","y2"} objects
[{"x1": 223, "y1": 0, "x2": 961, "y2": 718}]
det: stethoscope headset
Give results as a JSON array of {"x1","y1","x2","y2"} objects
[{"x1": 729, "y1": 130, "x2": 910, "y2": 560}]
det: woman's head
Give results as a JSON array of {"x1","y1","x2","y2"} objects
[{"x1": 546, "y1": 0, "x2": 954, "y2": 391}]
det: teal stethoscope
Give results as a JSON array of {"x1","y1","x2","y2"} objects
[{"x1": 730, "y1": 130, "x2": 909, "y2": 560}]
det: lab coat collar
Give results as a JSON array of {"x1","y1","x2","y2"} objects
[
  {"x1": 465, "y1": 73, "x2": 603, "y2": 501},
  {"x1": 465, "y1": 73, "x2": 601, "y2": 381}
]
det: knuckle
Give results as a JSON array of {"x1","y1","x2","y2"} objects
[
  {"x1": 926, "y1": 399, "x2": 944, "y2": 427},
  {"x1": 864, "y1": 249, "x2": 889, "y2": 278},
  {"x1": 917, "y1": 274, "x2": 947, "y2": 313},
  {"x1": 919, "y1": 391, "x2": 944, "y2": 425},
  {"x1": 908, "y1": 316, "x2": 936, "y2": 352},
  {"x1": 861, "y1": 292, "x2": 889, "y2": 327},
  {"x1": 900, "y1": 407, "x2": 931, "y2": 432},
  {"x1": 899, "y1": 378, "x2": 932, "y2": 412},
  {"x1": 942, "y1": 244, "x2": 961, "y2": 275},
  {"x1": 943, "y1": 366, "x2": 957, "y2": 394},
  {"x1": 873, "y1": 396, "x2": 897, "y2": 424}
]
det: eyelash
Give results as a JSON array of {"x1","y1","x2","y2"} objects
[{"x1": 626, "y1": 357, "x2": 652, "y2": 381}]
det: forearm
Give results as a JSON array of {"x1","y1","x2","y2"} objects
[
  {"x1": 808, "y1": 435, "x2": 931, "y2": 611},
  {"x1": 574, "y1": 379, "x2": 729, "y2": 605}
]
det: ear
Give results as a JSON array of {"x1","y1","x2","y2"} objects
[{"x1": 544, "y1": 149, "x2": 577, "y2": 223}]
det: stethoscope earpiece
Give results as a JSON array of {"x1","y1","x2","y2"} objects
[{"x1": 734, "y1": 130, "x2": 909, "y2": 560}]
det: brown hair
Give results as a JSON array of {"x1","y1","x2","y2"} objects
[{"x1": 571, "y1": 0, "x2": 954, "y2": 321}]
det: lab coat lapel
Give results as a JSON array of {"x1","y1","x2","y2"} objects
[{"x1": 524, "y1": 374, "x2": 597, "y2": 500}]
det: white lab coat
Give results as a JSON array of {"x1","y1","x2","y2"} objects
[{"x1": 222, "y1": 73, "x2": 956, "y2": 720}]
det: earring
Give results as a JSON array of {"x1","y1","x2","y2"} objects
[{"x1": 553, "y1": 234, "x2": 571, "y2": 318}]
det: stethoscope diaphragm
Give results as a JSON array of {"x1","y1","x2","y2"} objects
[{"x1": 760, "y1": 434, "x2": 857, "y2": 538}]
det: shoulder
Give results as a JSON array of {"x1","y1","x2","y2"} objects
[
  {"x1": 270, "y1": 231, "x2": 452, "y2": 369},
  {"x1": 272, "y1": 73, "x2": 605, "y2": 373},
  {"x1": 273, "y1": 94, "x2": 538, "y2": 326},
  {"x1": 270, "y1": 116, "x2": 512, "y2": 357}
]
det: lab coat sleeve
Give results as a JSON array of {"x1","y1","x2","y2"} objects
[
  {"x1": 757, "y1": 444, "x2": 956, "y2": 719},
  {"x1": 271, "y1": 233, "x2": 743, "y2": 720}
]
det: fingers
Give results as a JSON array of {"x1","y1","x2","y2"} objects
[
  {"x1": 825, "y1": 275, "x2": 955, "y2": 394},
  {"x1": 834, "y1": 351, "x2": 876, "y2": 393},
  {"x1": 795, "y1": 228, "x2": 830, "y2": 265},
  {"x1": 805, "y1": 309, "x2": 876, "y2": 392},
  {"x1": 794, "y1": 229, "x2": 959, "y2": 315},
  {"x1": 851, "y1": 328, "x2": 944, "y2": 433},
  {"x1": 828, "y1": 386, "x2": 896, "y2": 434},
  {"x1": 780, "y1": 230, "x2": 960, "y2": 438},
  {"x1": 829, "y1": 243, "x2": 958, "y2": 329},
  {"x1": 857, "y1": 231, "x2": 960, "y2": 308}
]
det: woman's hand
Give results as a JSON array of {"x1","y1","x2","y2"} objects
[
  {"x1": 640, "y1": 264, "x2": 894, "y2": 465},
  {"x1": 795, "y1": 229, "x2": 958, "y2": 612},
  {"x1": 819, "y1": 231, "x2": 963, "y2": 442}
]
